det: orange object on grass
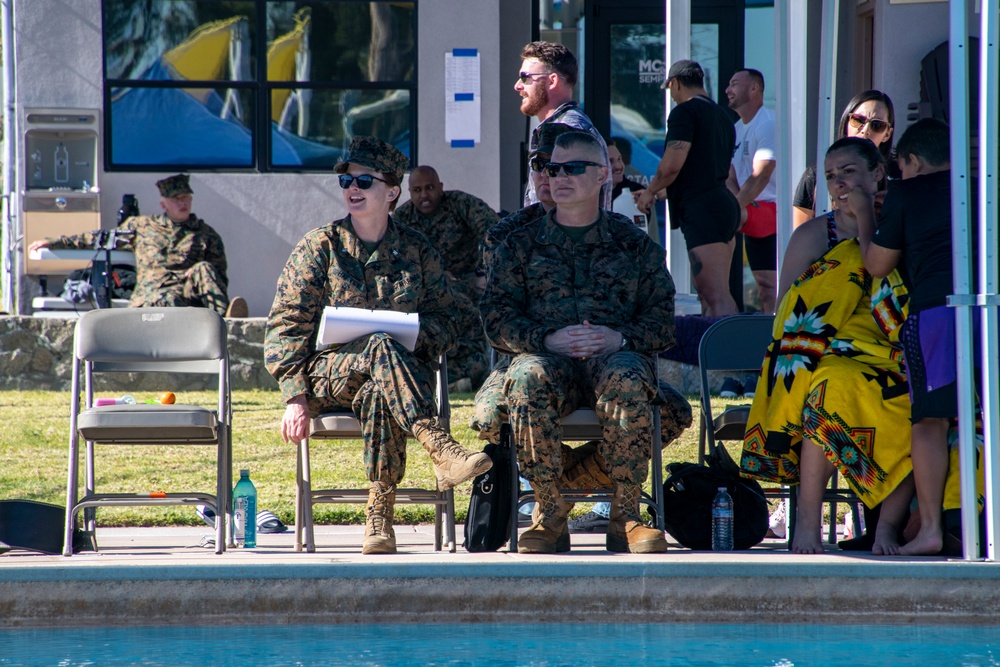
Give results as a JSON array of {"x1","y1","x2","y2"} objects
[{"x1": 158, "y1": 391, "x2": 176, "y2": 405}]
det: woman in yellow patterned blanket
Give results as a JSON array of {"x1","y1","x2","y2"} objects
[{"x1": 740, "y1": 137, "x2": 917, "y2": 555}]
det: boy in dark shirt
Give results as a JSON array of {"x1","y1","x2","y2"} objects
[{"x1": 854, "y1": 118, "x2": 957, "y2": 556}]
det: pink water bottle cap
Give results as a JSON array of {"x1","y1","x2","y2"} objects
[{"x1": 95, "y1": 398, "x2": 117, "y2": 406}]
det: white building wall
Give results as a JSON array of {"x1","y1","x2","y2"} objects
[{"x1": 10, "y1": 0, "x2": 517, "y2": 316}]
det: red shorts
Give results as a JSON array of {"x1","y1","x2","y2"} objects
[{"x1": 742, "y1": 201, "x2": 776, "y2": 238}]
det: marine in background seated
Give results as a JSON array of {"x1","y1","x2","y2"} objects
[
  {"x1": 29, "y1": 174, "x2": 246, "y2": 317},
  {"x1": 392, "y1": 165, "x2": 498, "y2": 392}
]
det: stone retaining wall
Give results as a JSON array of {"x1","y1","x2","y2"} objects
[{"x1": 0, "y1": 315, "x2": 724, "y2": 395}]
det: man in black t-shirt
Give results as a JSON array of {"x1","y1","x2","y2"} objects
[{"x1": 637, "y1": 60, "x2": 739, "y2": 316}]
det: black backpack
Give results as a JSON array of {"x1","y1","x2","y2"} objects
[
  {"x1": 463, "y1": 426, "x2": 513, "y2": 552},
  {"x1": 662, "y1": 444, "x2": 769, "y2": 550}
]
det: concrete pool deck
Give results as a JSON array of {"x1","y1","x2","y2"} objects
[{"x1": 2, "y1": 525, "x2": 1000, "y2": 628}]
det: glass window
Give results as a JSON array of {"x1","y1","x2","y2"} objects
[{"x1": 102, "y1": 0, "x2": 416, "y2": 172}]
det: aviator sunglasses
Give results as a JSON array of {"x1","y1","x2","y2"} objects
[
  {"x1": 338, "y1": 173, "x2": 388, "y2": 190},
  {"x1": 847, "y1": 113, "x2": 890, "y2": 134},
  {"x1": 518, "y1": 71, "x2": 553, "y2": 84},
  {"x1": 543, "y1": 161, "x2": 603, "y2": 177},
  {"x1": 529, "y1": 155, "x2": 550, "y2": 172}
]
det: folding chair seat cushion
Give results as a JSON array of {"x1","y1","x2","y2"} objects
[
  {"x1": 560, "y1": 408, "x2": 600, "y2": 440},
  {"x1": 713, "y1": 405, "x2": 751, "y2": 441},
  {"x1": 309, "y1": 412, "x2": 363, "y2": 437},
  {"x1": 77, "y1": 404, "x2": 219, "y2": 442}
]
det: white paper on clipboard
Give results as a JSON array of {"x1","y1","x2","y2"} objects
[{"x1": 317, "y1": 307, "x2": 420, "y2": 352}]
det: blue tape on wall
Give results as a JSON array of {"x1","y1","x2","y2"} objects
[
  {"x1": 452, "y1": 48, "x2": 478, "y2": 57},
  {"x1": 454, "y1": 93, "x2": 474, "y2": 102},
  {"x1": 451, "y1": 139, "x2": 475, "y2": 148}
]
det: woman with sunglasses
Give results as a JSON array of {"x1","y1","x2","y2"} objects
[
  {"x1": 265, "y1": 135, "x2": 492, "y2": 555},
  {"x1": 792, "y1": 90, "x2": 895, "y2": 228}
]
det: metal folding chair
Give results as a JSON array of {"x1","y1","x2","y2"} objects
[
  {"x1": 698, "y1": 314, "x2": 861, "y2": 544},
  {"x1": 295, "y1": 357, "x2": 456, "y2": 553},
  {"x1": 63, "y1": 307, "x2": 232, "y2": 556}
]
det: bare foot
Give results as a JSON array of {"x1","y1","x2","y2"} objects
[
  {"x1": 899, "y1": 527, "x2": 944, "y2": 556},
  {"x1": 790, "y1": 521, "x2": 824, "y2": 554},
  {"x1": 871, "y1": 523, "x2": 901, "y2": 556}
]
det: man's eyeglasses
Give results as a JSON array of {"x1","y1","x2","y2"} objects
[
  {"x1": 847, "y1": 113, "x2": 890, "y2": 134},
  {"x1": 529, "y1": 155, "x2": 550, "y2": 172},
  {"x1": 543, "y1": 161, "x2": 603, "y2": 177},
  {"x1": 518, "y1": 71, "x2": 552, "y2": 84},
  {"x1": 338, "y1": 174, "x2": 388, "y2": 190}
]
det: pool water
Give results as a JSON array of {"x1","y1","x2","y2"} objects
[{"x1": 1, "y1": 622, "x2": 998, "y2": 666}]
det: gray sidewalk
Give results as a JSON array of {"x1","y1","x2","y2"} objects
[{"x1": 2, "y1": 525, "x2": 1000, "y2": 628}]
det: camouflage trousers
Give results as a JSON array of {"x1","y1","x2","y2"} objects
[
  {"x1": 473, "y1": 354, "x2": 693, "y2": 451},
  {"x1": 504, "y1": 351, "x2": 658, "y2": 486},
  {"x1": 132, "y1": 261, "x2": 229, "y2": 315},
  {"x1": 447, "y1": 286, "x2": 489, "y2": 389},
  {"x1": 304, "y1": 333, "x2": 438, "y2": 485}
]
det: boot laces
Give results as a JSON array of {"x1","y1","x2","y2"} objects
[{"x1": 367, "y1": 484, "x2": 393, "y2": 534}]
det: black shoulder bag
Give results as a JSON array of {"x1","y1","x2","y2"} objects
[{"x1": 463, "y1": 425, "x2": 513, "y2": 552}]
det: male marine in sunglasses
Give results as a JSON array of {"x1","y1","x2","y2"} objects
[{"x1": 481, "y1": 131, "x2": 676, "y2": 555}]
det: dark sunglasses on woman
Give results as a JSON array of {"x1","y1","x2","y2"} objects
[
  {"x1": 338, "y1": 174, "x2": 388, "y2": 190},
  {"x1": 847, "y1": 113, "x2": 890, "y2": 134}
]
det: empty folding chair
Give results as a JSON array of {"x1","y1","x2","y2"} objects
[{"x1": 63, "y1": 307, "x2": 232, "y2": 555}]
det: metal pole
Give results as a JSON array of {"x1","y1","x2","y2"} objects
[
  {"x1": 814, "y1": 0, "x2": 839, "y2": 215},
  {"x1": 1, "y1": 0, "x2": 17, "y2": 314},
  {"x1": 978, "y1": 0, "x2": 999, "y2": 561},
  {"x1": 947, "y1": 0, "x2": 980, "y2": 561},
  {"x1": 665, "y1": 0, "x2": 691, "y2": 296},
  {"x1": 773, "y1": 0, "x2": 808, "y2": 276}
]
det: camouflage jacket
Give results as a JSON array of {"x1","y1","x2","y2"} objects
[
  {"x1": 480, "y1": 209, "x2": 675, "y2": 355},
  {"x1": 392, "y1": 190, "x2": 497, "y2": 287},
  {"x1": 49, "y1": 213, "x2": 227, "y2": 306},
  {"x1": 265, "y1": 216, "x2": 459, "y2": 401}
]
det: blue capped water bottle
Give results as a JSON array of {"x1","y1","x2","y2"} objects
[
  {"x1": 711, "y1": 486, "x2": 734, "y2": 551},
  {"x1": 233, "y1": 469, "x2": 257, "y2": 548}
]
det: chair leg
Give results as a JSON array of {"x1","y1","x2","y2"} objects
[
  {"x1": 297, "y1": 437, "x2": 316, "y2": 553},
  {"x1": 651, "y1": 410, "x2": 665, "y2": 531},
  {"x1": 504, "y1": 425, "x2": 520, "y2": 552},
  {"x1": 445, "y1": 488, "x2": 457, "y2": 553},
  {"x1": 63, "y1": 434, "x2": 80, "y2": 557},
  {"x1": 433, "y1": 496, "x2": 443, "y2": 551}
]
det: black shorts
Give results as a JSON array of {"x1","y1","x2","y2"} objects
[
  {"x1": 673, "y1": 187, "x2": 740, "y2": 250},
  {"x1": 744, "y1": 234, "x2": 777, "y2": 272}
]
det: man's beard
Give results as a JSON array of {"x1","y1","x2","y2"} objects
[{"x1": 520, "y1": 86, "x2": 549, "y2": 117}]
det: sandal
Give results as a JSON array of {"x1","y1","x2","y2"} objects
[{"x1": 256, "y1": 509, "x2": 288, "y2": 534}]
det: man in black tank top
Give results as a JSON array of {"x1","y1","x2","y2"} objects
[{"x1": 637, "y1": 60, "x2": 740, "y2": 316}]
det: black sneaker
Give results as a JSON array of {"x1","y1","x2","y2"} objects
[
  {"x1": 742, "y1": 374, "x2": 759, "y2": 399},
  {"x1": 719, "y1": 376, "x2": 743, "y2": 398},
  {"x1": 568, "y1": 510, "x2": 610, "y2": 533}
]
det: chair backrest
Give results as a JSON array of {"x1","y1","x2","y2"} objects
[
  {"x1": 75, "y1": 307, "x2": 227, "y2": 374},
  {"x1": 698, "y1": 314, "x2": 775, "y2": 446}
]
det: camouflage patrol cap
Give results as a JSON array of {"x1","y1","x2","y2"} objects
[
  {"x1": 530, "y1": 122, "x2": 574, "y2": 157},
  {"x1": 334, "y1": 135, "x2": 409, "y2": 181},
  {"x1": 156, "y1": 174, "x2": 193, "y2": 198}
]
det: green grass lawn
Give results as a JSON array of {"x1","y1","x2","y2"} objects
[{"x1": 0, "y1": 389, "x2": 754, "y2": 528}]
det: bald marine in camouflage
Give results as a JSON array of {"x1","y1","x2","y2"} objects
[
  {"x1": 393, "y1": 166, "x2": 498, "y2": 390},
  {"x1": 480, "y1": 131, "x2": 676, "y2": 555},
  {"x1": 32, "y1": 174, "x2": 230, "y2": 314},
  {"x1": 265, "y1": 135, "x2": 491, "y2": 555}
]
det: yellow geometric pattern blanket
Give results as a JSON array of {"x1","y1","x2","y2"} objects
[{"x1": 740, "y1": 239, "x2": 913, "y2": 508}]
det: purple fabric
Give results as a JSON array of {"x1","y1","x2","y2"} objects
[{"x1": 917, "y1": 306, "x2": 956, "y2": 392}]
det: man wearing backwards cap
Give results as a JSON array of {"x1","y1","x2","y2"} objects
[
  {"x1": 30, "y1": 173, "x2": 240, "y2": 316},
  {"x1": 265, "y1": 135, "x2": 491, "y2": 555},
  {"x1": 637, "y1": 59, "x2": 740, "y2": 317}
]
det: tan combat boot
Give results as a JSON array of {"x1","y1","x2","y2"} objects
[
  {"x1": 607, "y1": 483, "x2": 668, "y2": 553},
  {"x1": 362, "y1": 481, "x2": 397, "y2": 555},
  {"x1": 411, "y1": 417, "x2": 492, "y2": 490},
  {"x1": 518, "y1": 483, "x2": 571, "y2": 554},
  {"x1": 560, "y1": 441, "x2": 614, "y2": 490}
]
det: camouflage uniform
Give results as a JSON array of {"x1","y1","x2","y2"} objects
[
  {"x1": 48, "y1": 213, "x2": 229, "y2": 315},
  {"x1": 473, "y1": 205, "x2": 691, "y2": 450},
  {"x1": 480, "y1": 209, "x2": 676, "y2": 486},
  {"x1": 393, "y1": 191, "x2": 498, "y2": 388},
  {"x1": 264, "y1": 217, "x2": 459, "y2": 485}
]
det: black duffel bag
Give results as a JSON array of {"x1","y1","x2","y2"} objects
[
  {"x1": 662, "y1": 444, "x2": 769, "y2": 550},
  {"x1": 463, "y1": 425, "x2": 513, "y2": 552}
]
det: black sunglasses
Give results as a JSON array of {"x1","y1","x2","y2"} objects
[
  {"x1": 847, "y1": 113, "x2": 890, "y2": 134},
  {"x1": 338, "y1": 174, "x2": 388, "y2": 190},
  {"x1": 517, "y1": 71, "x2": 553, "y2": 84},
  {"x1": 543, "y1": 161, "x2": 603, "y2": 177},
  {"x1": 529, "y1": 155, "x2": 550, "y2": 172}
]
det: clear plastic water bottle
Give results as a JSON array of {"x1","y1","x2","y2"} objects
[
  {"x1": 711, "y1": 486, "x2": 734, "y2": 551},
  {"x1": 233, "y1": 469, "x2": 257, "y2": 548},
  {"x1": 94, "y1": 394, "x2": 136, "y2": 406}
]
